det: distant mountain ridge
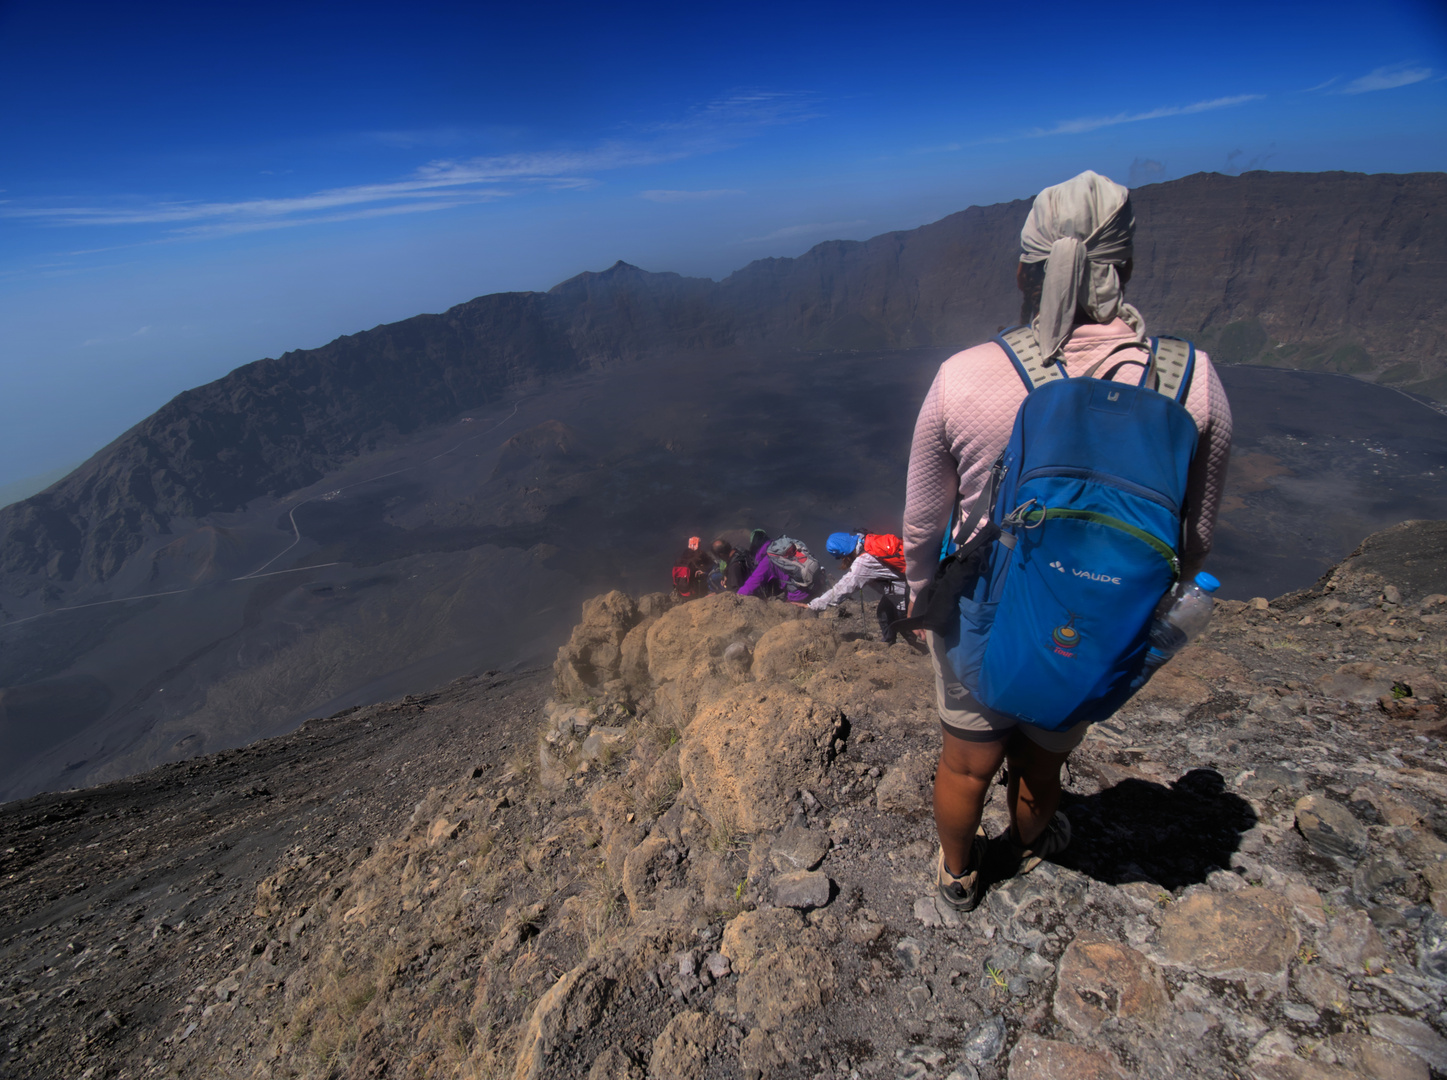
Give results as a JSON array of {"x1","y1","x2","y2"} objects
[{"x1": 3, "y1": 169, "x2": 1443, "y2": 589}]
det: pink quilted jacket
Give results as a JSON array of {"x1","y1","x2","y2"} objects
[{"x1": 903, "y1": 318, "x2": 1233, "y2": 596}]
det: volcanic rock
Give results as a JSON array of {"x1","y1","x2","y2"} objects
[
  {"x1": 5, "y1": 518, "x2": 1447, "y2": 1080},
  {"x1": 1296, "y1": 793, "x2": 1370, "y2": 860}
]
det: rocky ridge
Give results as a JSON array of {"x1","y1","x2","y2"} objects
[
  {"x1": 4, "y1": 520, "x2": 1447, "y2": 1080},
  {"x1": 5, "y1": 170, "x2": 1443, "y2": 589}
]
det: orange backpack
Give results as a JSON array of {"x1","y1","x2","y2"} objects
[{"x1": 861, "y1": 533, "x2": 906, "y2": 574}]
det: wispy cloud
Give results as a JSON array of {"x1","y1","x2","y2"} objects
[
  {"x1": 640, "y1": 188, "x2": 744, "y2": 203},
  {"x1": 641, "y1": 90, "x2": 820, "y2": 134},
  {"x1": 1027, "y1": 94, "x2": 1264, "y2": 138},
  {"x1": 81, "y1": 324, "x2": 153, "y2": 348},
  {"x1": 1303, "y1": 76, "x2": 1339, "y2": 93},
  {"x1": 1339, "y1": 63, "x2": 1433, "y2": 94},
  {"x1": 739, "y1": 220, "x2": 867, "y2": 244},
  {"x1": 4, "y1": 92, "x2": 814, "y2": 243}
]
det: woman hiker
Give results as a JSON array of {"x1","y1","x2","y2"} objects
[{"x1": 902, "y1": 170, "x2": 1234, "y2": 912}]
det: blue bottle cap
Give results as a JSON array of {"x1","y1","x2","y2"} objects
[{"x1": 1194, "y1": 571, "x2": 1221, "y2": 593}]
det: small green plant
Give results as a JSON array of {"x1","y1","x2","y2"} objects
[
  {"x1": 1155, "y1": 892, "x2": 1174, "y2": 908},
  {"x1": 1391, "y1": 682, "x2": 1411, "y2": 700},
  {"x1": 343, "y1": 982, "x2": 376, "y2": 1016},
  {"x1": 986, "y1": 964, "x2": 1008, "y2": 989},
  {"x1": 708, "y1": 813, "x2": 743, "y2": 854},
  {"x1": 735, "y1": 879, "x2": 747, "y2": 901},
  {"x1": 1296, "y1": 945, "x2": 1318, "y2": 965},
  {"x1": 640, "y1": 768, "x2": 683, "y2": 819}
]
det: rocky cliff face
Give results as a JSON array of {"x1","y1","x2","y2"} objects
[
  {"x1": 4, "y1": 170, "x2": 1443, "y2": 589},
  {"x1": 3, "y1": 520, "x2": 1447, "y2": 1080}
]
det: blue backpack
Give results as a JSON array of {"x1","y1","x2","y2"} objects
[{"x1": 922, "y1": 326, "x2": 1199, "y2": 731}]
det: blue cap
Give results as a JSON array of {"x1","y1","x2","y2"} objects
[
  {"x1": 826, "y1": 532, "x2": 861, "y2": 558},
  {"x1": 1194, "y1": 572, "x2": 1221, "y2": 593}
]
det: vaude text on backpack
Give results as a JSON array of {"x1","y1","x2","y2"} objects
[
  {"x1": 919, "y1": 327, "x2": 1199, "y2": 731},
  {"x1": 766, "y1": 537, "x2": 822, "y2": 592}
]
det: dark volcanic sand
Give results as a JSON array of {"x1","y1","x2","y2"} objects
[{"x1": 1, "y1": 354, "x2": 1444, "y2": 802}]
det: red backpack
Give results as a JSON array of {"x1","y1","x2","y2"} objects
[
  {"x1": 861, "y1": 533, "x2": 906, "y2": 574},
  {"x1": 672, "y1": 564, "x2": 699, "y2": 599}
]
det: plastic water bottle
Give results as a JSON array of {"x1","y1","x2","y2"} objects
[{"x1": 1138, "y1": 572, "x2": 1221, "y2": 682}]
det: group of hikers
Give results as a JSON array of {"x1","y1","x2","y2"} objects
[
  {"x1": 671, "y1": 528, "x2": 911, "y2": 642},
  {"x1": 668, "y1": 171, "x2": 1233, "y2": 916}
]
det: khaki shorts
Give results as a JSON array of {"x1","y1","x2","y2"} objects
[{"x1": 928, "y1": 632, "x2": 1090, "y2": 754}]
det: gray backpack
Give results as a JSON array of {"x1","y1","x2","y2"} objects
[{"x1": 766, "y1": 537, "x2": 821, "y2": 591}]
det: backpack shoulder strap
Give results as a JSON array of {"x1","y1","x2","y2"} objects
[
  {"x1": 995, "y1": 326, "x2": 1066, "y2": 392},
  {"x1": 1146, "y1": 336, "x2": 1196, "y2": 405}
]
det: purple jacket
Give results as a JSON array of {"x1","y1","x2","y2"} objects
[{"x1": 738, "y1": 546, "x2": 810, "y2": 604}]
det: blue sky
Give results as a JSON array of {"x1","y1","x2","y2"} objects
[{"x1": 1, "y1": 0, "x2": 1445, "y2": 492}]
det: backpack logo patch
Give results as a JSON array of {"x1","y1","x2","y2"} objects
[
  {"x1": 1051, "y1": 615, "x2": 1081, "y2": 654},
  {"x1": 1049, "y1": 560, "x2": 1065, "y2": 572}
]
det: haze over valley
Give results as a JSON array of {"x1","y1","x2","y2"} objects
[{"x1": 0, "y1": 170, "x2": 1444, "y2": 803}]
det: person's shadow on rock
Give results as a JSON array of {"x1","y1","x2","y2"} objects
[{"x1": 1051, "y1": 768, "x2": 1258, "y2": 890}]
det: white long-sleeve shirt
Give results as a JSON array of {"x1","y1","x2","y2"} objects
[{"x1": 808, "y1": 554, "x2": 907, "y2": 611}]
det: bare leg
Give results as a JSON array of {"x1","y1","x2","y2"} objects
[
  {"x1": 1004, "y1": 734, "x2": 1072, "y2": 846},
  {"x1": 934, "y1": 729, "x2": 1007, "y2": 876}
]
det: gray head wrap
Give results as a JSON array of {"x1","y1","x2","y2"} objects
[{"x1": 1019, "y1": 170, "x2": 1144, "y2": 359}]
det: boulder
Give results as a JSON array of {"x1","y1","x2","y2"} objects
[
  {"x1": 679, "y1": 681, "x2": 844, "y2": 834},
  {"x1": 769, "y1": 825, "x2": 831, "y2": 872},
  {"x1": 772, "y1": 870, "x2": 831, "y2": 910},
  {"x1": 512, "y1": 959, "x2": 615, "y2": 1080},
  {"x1": 1053, "y1": 933, "x2": 1169, "y2": 1036},
  {"x1": 1007, "y1": 1034, "x2": 1129, "y2": 1080},
  {"x1": 648, "y1": 1011, "x2": 725, "y2": 1080},
  {"x1": 645, "y1": 593, "x2": 804, "y2": 688},
  {"x1": 1318, "y1": 909, "x2": 1389, "y2": 974},
  {"x1": 621, "y1": 835, "x2": 690, "y2": 919},
  {"x1": 587, "y1": 1046, "x2": 643, "y2": 1080},
  {"x1": 1132, "y1": 645, "x2": 1252, "y2": 712},
  {"x1": 1294, "y1": 965, "x2": 1349, "y2": 1012},
  {"x1": 720, "y1": 908, "x2": 806, "y2": 975},
  {"x1": 962, "y1": 1016, "x2": 1007, "y2": 1065},
  {"x1": 1318, "y1": 661, "x2": 1442, "y2": 706},
  {"x1": 735, "y1": 941, "x2": 836, "y2": 1031},
  {"x1": 580, "y1": 726, "x2": 627, "y2": 761},
  {"x1": 1329, "y1": 1033, "x2": 1430, "y2": 1080},
  {"x1": 617, "y1": 616, "x2": 657, "y2": 695},
  {"x1": 1152, "y1": 887, "x2": 1297, "y2": 991},
  {"x1": 752, "y1": 619, "x2": 840, "y2": 680},
  {"x1": 799, "y1": 638, "x2": 935, "y2": 734},
  {"x1": 1295, "y1": 794, "x2": 1369, "y2": 861},
  {"x1": 875, "y1": 752, "x2": 933, "y2": 814},
  {"x1": 554, "y1": 591, "x2": 641, "y2": 700},
  {"x1": 635, "y1": 591, "x2": 674, "y2": 620},
  {"x1": 1367, "y1": 1016, "x2": 1447, "y2": 1073}
]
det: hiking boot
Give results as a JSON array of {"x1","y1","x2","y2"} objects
[
  {"x1": 1012, "y1": 812, "x2": 1072, "y2": 875},
  {"x1": 936, "y1": 833, "x2": 987, "y2": 913}
]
